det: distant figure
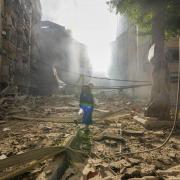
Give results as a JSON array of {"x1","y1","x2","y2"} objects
[{"x1": 79, "y1": 84, "x2": 94, "y2": 127}]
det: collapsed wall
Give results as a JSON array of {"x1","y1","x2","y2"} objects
[
  {"x1": 0, "y1": 1, "x2": 91, "y2": 96},
  {"x1": 31, "y1": 21, "x2": 67, "y2": 95},
  {"x1": 30, "y1": 21, "x2": 92, "y2": 95}
]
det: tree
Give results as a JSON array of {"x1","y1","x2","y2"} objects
[{"x1": 107, "y1": 0, "x2": 180, "y2": 120}]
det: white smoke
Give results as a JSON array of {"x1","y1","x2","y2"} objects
[{"x1": 40, "y1": 0, "x2": 117, "y2": 74}]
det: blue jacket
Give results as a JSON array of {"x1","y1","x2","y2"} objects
[{"x1": 80, "y1": 92, "x2": 94, "y2": 107}]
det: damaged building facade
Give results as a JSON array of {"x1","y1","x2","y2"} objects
[
  {"x1": 109, "y1": 16, "x2": 152, "y2": 98},
  {"x1": 0, "y1": 0, "x2": 41, "y2": 94},
  {"x1": 109, "y1": 16, "x2": 179, "y2": 103},
  {"x1": 0, "y1": 1, "x2": 91, "y2": 95},
  {"x1": 30, "y1": 21, "x2": 91, "y2": 95}
]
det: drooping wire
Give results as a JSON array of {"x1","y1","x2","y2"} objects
[
  {"x1": 37, "y1": 59, "x2": 151, "y2": 83},
  {"x1": 56, "y1": 67, "x2": 151, "y2": 83},
  {"x1": 63, "y1": 81, "x2": 151, "y2": 90},
  {"x1": 116, "y1": 37, "x2": 180, "y2": 156}
]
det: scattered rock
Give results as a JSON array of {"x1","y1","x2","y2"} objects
[
  {"x1": 154, "y1": 160, "x2": 164, "y2": 169},
  {"x1": 94, "y1": 132, "x2": 125, "y2": 143},
  {"x1": 110, "y1": 159, "x2": 131, "y2": 170},
  {"x1": 125, "y1": 167, "x2": 140, "y2": 177},
  {"x1": 0, "y1": 121, "x2": 6, "y2": 124},
  {"x1": 83, "y1": 164, "x2": 96, "y2": 176},
  {"x1": 120, "y1": 167, "x2": 126, "y2": 174},
  {"x1": 129, "y1": 176, "x2": 158, "y2": 180},
  {"x1": 0, "y1": 154, "x2": 7, "y2": 160},
  {"x1": 157, "y1": 164, "x2": 180, "y2": 176},
  {"x1": 168, "y1": 152, "x2": 177, "y2": 159},
  {"x1": 158, "y1": 158, "x2": 172, "y2": 165},
  {"x1": 17, "y1": 151, "x2": 24, "y2": 155},
  {"x1": 104, "y1": 140, "x2": 117, "y2": 147},
  {"x1": 123, "y1": 130, "x2": 144, "y2": 136},
  {"x1": 152, "y1": 131, "x2": 164, "y2": 136},
  {"x1": 62, "y1": 168, "x2": 76, "y2": 180},
  {"x1": 31, "y1": 168, "x2": 43, "y2": 175},
  {"x1": 3, "y1": 127, "x2": 11, "y2": 132},
  {"x1": 140, "y1": 164, "x2": 156, "y2": 176},
  {"x1": 128, "y1": 158, "x2": 141, "y2": 165},
  {"x1": 42, "y1": 127, "x2": 52, "y2": 133},
  {"x1": 126, "y1": 102, "x2": 132, "y2": 105},
  {"x1": 36, "y1": 172, "x2": 46, "y2": 180},
  {"x1": 1, "y1": 94, "x2": 180, "y2": 179}
]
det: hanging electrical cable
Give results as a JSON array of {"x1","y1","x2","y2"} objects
[
  {"x1": 56, "y1": 67, "x2": 151, "y2": 83},
  {"x1": 38, "y1": 59, "x2": 151, "y2": 83},
  {"x1": 63, "y1": 81, "x2": 152, "y2": 90},
  {"x1": 116, "y1": 37, "x2": 180, "y2": 156}
]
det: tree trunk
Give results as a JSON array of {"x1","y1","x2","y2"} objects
[
  {"x1": 145, "y1": 1, "x2": 171, "y2": 120},
  {"x1": 0, "y1": 0, "x2": 3, "y2": 89}
]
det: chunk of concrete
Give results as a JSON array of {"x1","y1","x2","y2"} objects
[
  {"x1": 123, "y1": 130, "x2": 144, "y2": 136},
  {"x1": 128, "y1": 158, "x2": 141, "y2": 165},
  {"x1": 129, "y1": 176, "x2": 158, "y2": 180},
  {"x1": 157, "y1": 165, "x2": 180, "y2": 176},
  {"x1": 140, "y1": 164, "x2": 156, "y2": 176},
  {"x1": 133, "y1": 116, "x2": 180, "y2": 129},
  {"x1": 110, "y1": 159, "x2": 131, "y2": 169},
  {"x1": 125, "y1": 167, "x2": 140, "y2": 177}
]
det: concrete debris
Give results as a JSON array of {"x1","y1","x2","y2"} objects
[
  {"x1": 62, "y1": 168, "x2": 77, "y2": 180},
  {"x1": 2, "y1": 127, "x2": 11, "y2": 132},
  {"x1": 140, "y1": 164, "x2": 156, "y2": 176},
  {"x1": 133, "y1": 115, "x2": 180, "y2": 129},
  {"x1": 123, "y1": 130, "x2": 144, "y2": 136},
  {"x1": 129, "y1": 177, "x2": 158, "y2": 180},
  {"x1": 110, "y1": 159, "x2": 131, "y2": 169},
  {"x1": 93, "y1": 132, "x2": 125, "y2": 143},
  {"x1": 0, "y1": 121, "x2": 6, "y2": 124},
  {"x1": 104, "y1": 140, "x2": 118, "y2": 147},
  {"x1": 157, "y1": 165, "x2": 180, "y2": 176},
  {"x1": 82, "y1": 158, "x2": 116, "y2": 179},
  {"x1": 0, "y1": 154, "x2": 7, "y2": 160},
  {"x1": 128, "y1": 158, "x2": 141, "y2": 165},
  {"x1": 0, "y1": 94, "x2": 180, "y2": 179},
  {"x1": 125, "y1": 167, "x2": 140, "y2": 177}
]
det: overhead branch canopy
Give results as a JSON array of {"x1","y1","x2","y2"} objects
[{"x1": 107, "y1": 0, "x2": 180, "y2": 38}]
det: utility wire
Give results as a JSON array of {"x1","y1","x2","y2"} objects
[
  {"x1": 56, "y1": 66, "x2": 151, "y2": 83},
  {"x1": 37, "y1": 60, "x2": 151, "y2": 83},
  {"x1": 63, "y1": 81, "x2": 152, "y2": 90}
]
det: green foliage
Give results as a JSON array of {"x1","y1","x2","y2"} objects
[
  {"x1": 165, "y1": 0, "x2": 180, "y2": 37},
  {"x1": 71, "y1": 128, "x2": 92, "y2": 152},
  {"x1": 107, "y1": 0, "x2": 180, "y2": 37}
]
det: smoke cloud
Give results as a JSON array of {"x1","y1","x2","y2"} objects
[{"x1": 40, "y1": 0, "x2": 117, "y2": 73}]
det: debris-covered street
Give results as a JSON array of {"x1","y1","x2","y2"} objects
[
  {"x1": 0, "y1": 0, "x2": 180, "y2": 179},
  {"x1": 1, "y1": 93, "x2": 180, "y2": 179}
]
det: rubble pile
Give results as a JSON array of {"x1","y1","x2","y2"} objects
[{"x1": 0, "y1": 93, "x2": 180, "y2": 179}]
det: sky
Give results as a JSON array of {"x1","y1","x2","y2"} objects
[{"x1": 40, "y1": 0, "x2": 117, "y2": 73}]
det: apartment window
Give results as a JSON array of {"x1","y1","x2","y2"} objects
[
  {"x1": 169, "y1": 72, "x2": 178, "y2": 83},
  {"x1": 166, "y1": 48, "x2": 179, "y2": 63}
]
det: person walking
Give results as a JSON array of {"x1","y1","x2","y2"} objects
[{"x1": 79, "y1": 84, "x2": 94, "y2": 127}]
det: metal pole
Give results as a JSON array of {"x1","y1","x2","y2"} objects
[{"x1": 136, "y1": 25, "x2": 139, "y2": 77}]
